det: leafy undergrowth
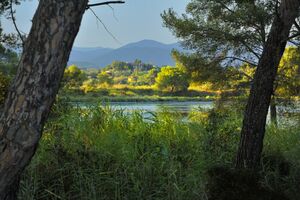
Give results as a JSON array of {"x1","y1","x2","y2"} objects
[{"x1": 19, "y1": 101, "x2": 300, "y2": 200}]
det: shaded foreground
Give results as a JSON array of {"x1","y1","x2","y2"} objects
[{"x1": 19, "y1": 101, "x2": 300, "y2": 200}]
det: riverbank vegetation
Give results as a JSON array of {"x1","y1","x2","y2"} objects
[
  {"x1": 1, "y1": 49, "x2": 298, "y2": 104},
  {"x1": 18, "y1": 100, "x2": 300, "y2": 200},
  {"x1": 58, "y1": 45, "x2": 300, "y2": 104}
]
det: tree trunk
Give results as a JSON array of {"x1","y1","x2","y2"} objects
[
  {"x1": 0, "y1": 0, "x2": 88, "y2": 199},
  {"x1": 270, "y1": 96, "x2": 278, "y2": 126},
  {"x1": 236, "y1": 0, "x2": 300, "y2": 170}
]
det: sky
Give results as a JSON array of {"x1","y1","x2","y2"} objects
[{"x1": 1, "y1": 0, "x2": 188, "y2": 48}]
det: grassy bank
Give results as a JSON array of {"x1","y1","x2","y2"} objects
[
  {"x1": 19, "y1": 102, "x2": 300, "y2": 200},
  {"x1": 63, "y1": 94, "x2": 215, "y2": 103},
  {"x1": 60, "y1": 84, "x2": 221, "y2": 103}
]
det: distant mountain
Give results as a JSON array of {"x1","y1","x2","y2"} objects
[
  {"x1": 68, "y1": 40, "x2": 185, "y2": 68},
  {"x1": 68, "y1": 47, "x2": 113, "y2": 67}
]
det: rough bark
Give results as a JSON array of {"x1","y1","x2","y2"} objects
[
  {"x1": 270, "y1": 96, "x2": 278, "y2": 126},
  {"x1": 0, "y1": 0, "x2": 88, "y2": 199},
  {"x1": 236, "y1": 0, "x2": 300, "y2": 169}
]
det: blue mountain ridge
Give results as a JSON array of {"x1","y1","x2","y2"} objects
[{"x1": 68, "y1": 39, "x2": 184, "y2": 68}]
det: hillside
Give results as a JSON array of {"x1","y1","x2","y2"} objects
[{"x1": 68, "y1": 40, "x2": 184, "y2": 68}]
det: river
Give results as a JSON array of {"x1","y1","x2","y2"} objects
[
  {"x1": 72, "y1": 100, "x2": 299, "y2": 125},
  {"x1": 99, "y1": 101, "x2": 213, "y2": 113}
]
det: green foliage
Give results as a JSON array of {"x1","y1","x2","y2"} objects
[
  {"x1": 172, "y1": 50, "x2": 227, "y2": 90},
  {"x1": 155, "y1": 66, "x2": 189, "y2": 92},
  {"x1": 0, "y1": 44, "x2": 19, "y2": 76},
  {"x1": 276, "y1": 47, "x2": 300, "y2": 97},
  {"x1": 225, "y1": 64, "x2": 255, "y2": 91},
  {"x1": 161, "y1": 0, "x2": 300, "y2": 99},
  {"x1": 97, "y1": 71, "x2": 113, "y2": 86},
  {"x1": 80, "y1": 79, "x2": 98, "y2": 93},
  {"x1": 0, "y1": 44, "x2": 18, "y2": 105},
  {"x1": 18, "y1": 101, "x2": 300, "y2": 199},
  {"x1": 60, "y1": 48, "x2": 300, "y2": 98},
  {"x1": 145, "y1": 68, "x2": 159, "y2": 85},
  {"x1": 226, "y1": 47, "x2": 300, "y2": 97},
  {"x1": 162, "y1": 0, "x2": 275, "y2": 64},
  {"x1": 104, "y1": 60, "x2": 154, "y2": 72},
  {"x1": 63, "y1": 65, "x2": 87, "y2": 89},
  {"x1": 0, "y1": 72, "x2": 10, "y2": 105},
  {"x1": 20, "y1": 105, "x2": 207, "y2": 199}
]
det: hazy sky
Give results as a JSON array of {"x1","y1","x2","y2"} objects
[{"x1": 1, "y1": 0, "x2": 188, "y2": 48}]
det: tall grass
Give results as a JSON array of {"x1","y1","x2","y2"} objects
[{"x1": 19, "y1": 101, "x2": 300, "y2": 200}]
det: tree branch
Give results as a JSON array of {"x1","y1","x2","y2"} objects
[
  {"x1": 223, "y1": 56, "x2": 258, "y2": 67},
  {"x1": 288, "y1": 32, "x2": 300, "y2": 41},
  {"x1": 294, "y1": 19, "x2": 300, "y2": 32},
  {"x1": 88, "y1": 7, "x2": 121, "y2": 45},
  {"x1": 86, "y1": 1, "x2": 125, "y2": 9},
  {"x1": 236, "y1": 69, "x2": 254, "y2": 81},
  {"x1": 10, "y1": 0, "x2": 24, "y2": 46}
]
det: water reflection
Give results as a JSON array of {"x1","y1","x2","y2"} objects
[{"x1": 107, "y1": 101, "x2": 213, "y2": 113}]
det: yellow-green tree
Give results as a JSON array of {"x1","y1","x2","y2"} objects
[
  {"x1": 276, "y1": 47, "x2": 300, "y2": 97},
  {"x1": 63, "y1": 65, "x2": 87, "y2": 89},
  {"x1": 80, "y1": 79, "x2": 98, "y2": 93},
  {"x1": 155, "y1": 66, "x2": 189, "y2": 92},
  {"x1": 97, "y1": 71, "x2": 113, "y2": 86},
  {"x1": 145, "y1": 68, "x2": 159, "y2": 85}
]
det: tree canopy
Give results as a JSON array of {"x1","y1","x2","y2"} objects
[
  {"x1": 155, "y1": 66, "x2": 189, "y2": 92},
  {"x1": 162, "y1": 0, "x2": 300, "y2": 66},
  {"x1": 276, "y1": 47, "x2": 300, "y2": 97}
]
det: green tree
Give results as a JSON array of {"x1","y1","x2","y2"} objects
[
  {"x1": 227, "y1": 47, "x2": 300, "y2": 125},
  {"x1": 226, "y1": 64, "x2": 255, "y2": 92},
  {"x1": 276, "y1": 47, "x2": 300, "y2": 97},
  {"x1": 80, "y1": 79, "x2": 98, "y2": 93},
  {"x1": 155, "y1": 66, "x2": 189, "y2": 92},
  {"x1": 97, "y1": 71, "x2": 113, "y2": 86},
  {"x1": 0, "y1": 44, "x2": 19, "y2": 105},
  {"x1": 171, "y1": 50, "x2": 227, "y2": 90},
  {"x1": 162, "y1": 1, "x2": 276, "y2": 66},
  {"x1": 63, "y1": 65, "x2": 87, "y2": 89},
  {"x1": 145, "y1": 68, "x2": 159, "y2": 85},
  {"x1": 163, "y1": 0, "x2": 300, "y2": 169},
  {"x1": 0, "y1": 44, "x2": 19, "y2": 77}
]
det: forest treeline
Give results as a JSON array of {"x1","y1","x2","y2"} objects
[
  {"x1": 60, "y1": 47, "x2": 300, "y2": 99},
  {"x1": 1, "y1": 46, "x2": 299, "y2": 102}
]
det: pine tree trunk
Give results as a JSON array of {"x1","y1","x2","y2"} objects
[
  {"x1": 270, "y1": 96, "x2": 278, "y2": 126},
  {"x1": 0, "y1": 0, "x2": 88, "y2": 199},
  {"x1": 236, "y1": 0, "x2": 300, "y2": 169}
]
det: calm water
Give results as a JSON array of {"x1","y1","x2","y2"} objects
[
  {"x1": 73, "y1": 101, "x2": 299, "y2": 125},
  {"x1": 75, "y1": 101, "x2": 213, "y2": 113},
  {"x1": 73, "y1": 101, "x2": 214, "y2": 122}
]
